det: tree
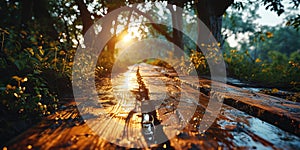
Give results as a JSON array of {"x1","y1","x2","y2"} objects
[
  {"x1": 20, "y1": 0, "x2": 59, "y2": 39},
  {"x1": 222, "y1": 0, "x2": 300, "y2": 59},
  {"x1": 195, "y1": 0, "x2": 233, "y2": 46}
]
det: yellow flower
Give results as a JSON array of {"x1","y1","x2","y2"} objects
[
  {"x1": 68, "y1": 62, "x2": 73, "y2": 66},
  {"x1": 227, "y1": 58, "x2": 232, "y2": 63},
  {"x1": 13, "y1": 93, "x2": 19, "y2": 98},
  {"x1": 6, "y1": 84, "x2": 13, "y2": 90},
  {"x1": 59, "y1": 50, "x2": 66, "y2": 55},
  {"x1": 271, "y1": 88, "x2": 279, "y2": 93},
  {"x1": 266, "y1": 32, "x2": 273, "y2": 38},
  {"x1": 262, "y1": 69, "x2": 268, "y2": 73},
  {"x1": 255, "y1": 58, "x2": 261, "y2": 63},
  {"x1": 21, "y1": 77, "x2": 28, "y2": 82},
  {"x1": 230, "y1": 49, "x2": 237, "y2": 53},
  {"x1": 26, "y1": 48, "x2": 34, "y2": 55}
]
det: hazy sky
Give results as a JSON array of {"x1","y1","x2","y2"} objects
[
  {"x1": 250, "y1": 0, "x2": 300, "y2": 26},
  {"x1": 227, "y1": 3, "x2": 296, "y2": 48},
  {"x1": 256, "y1": 7, "x2": 286, "y2": 26}
]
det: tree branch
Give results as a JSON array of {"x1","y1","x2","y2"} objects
[
  {"x1": 75, "y1": 0, "x2": 94, "y2": 34},
  {"x1": 131, "y1": 7, "x2": 174, "y2": 43}
]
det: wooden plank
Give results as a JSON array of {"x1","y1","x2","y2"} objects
[
  {"x1": 178, "y1": 76, "x2": 300, "y2": 136},
  {"x1": 4, "y1": 64, "x2": 300, "y2": 149}
]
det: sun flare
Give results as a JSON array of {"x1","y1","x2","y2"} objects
[{"x1": 123, "y1": 34, "x2": 133, "y2": 43}]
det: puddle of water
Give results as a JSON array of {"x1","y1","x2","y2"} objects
[
  {"x1": 218, "y1": 109, "x2": 300, "y2": 149},
  {"x1": 227, "y1": 78, "x2": 247, "y2": 86},
  {"x1": 241, "y1": 87, "x2": 262, "y2": 93}
]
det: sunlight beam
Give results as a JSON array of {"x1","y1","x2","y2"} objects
[{"x1": 123, "y1": 34, "x2": 133, "y2": 43}]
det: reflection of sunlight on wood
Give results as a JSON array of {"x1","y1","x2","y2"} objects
[{"x1": 123, "y1": 71, "x2": 137, "y2": 91}]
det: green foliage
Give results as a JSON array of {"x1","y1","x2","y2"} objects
[
  {"x1": 223, "y1": 1, "x2": 259, "y2": 35},
  {"x1": 224, "y1": 48, "x2": 300, "y2": 91},
  {"x1": 136, "y1": 49, "x2": 208, "y2": 76},
  {"x1": 0, "y1": 23, "x2": 73, "y2": 119},
  {"x1": 245, "y1": 26, "x2": 300, "y2": 58},
  {"x1": 262, "y1": 0, "x2": 285, "y2": 16},
  {"x1": 223, "y1": 2, "x2": 300, "y2": 92},
  {"x1": 286, "y1": 15, "x2": 300, "y2": 30},
  {"x1": 1, "y1": 74, "x2": 58, "y2": 119}
]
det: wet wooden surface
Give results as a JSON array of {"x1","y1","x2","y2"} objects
[
  {"x1": 177, "y1": 76, "x2": 300, "y2": 136},
  {"x1": 4, "y1": 63, "x2": 300, "y2": 149}
]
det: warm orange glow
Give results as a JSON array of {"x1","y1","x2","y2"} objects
[{"x1": 123, "y1": 34, "x2": 133, "y2": 43}]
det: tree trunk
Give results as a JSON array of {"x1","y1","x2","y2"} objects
[
  {"x1": 20, "y1": 0, "x2": 58, "y2": 39},
  {"x1": 168, "y1": 2, "x2": 184, "y2": 57},
  {"x1": 21, "y1": 0, "x2": 33, "y2": 27},
  {"x1": 196, "y1": 0, "x2": 233, "y2": 49},
  {"x1": 96, "y1": 6, "x2": 118, "y2": 77},
  {"x1": 76, "y1": 0, "x2": 94, "y2": 35}
]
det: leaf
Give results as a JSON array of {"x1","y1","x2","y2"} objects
[
  {"x1": 38, "y1": 46, "x2": 45, "y2": 56},
  {"x1": 20, "y1": 30, "x2": 27, "y2": 36},
  {"x1": 26, "y1": 48, "x2": 34, "y2": 56},
  {"x1": 14, "y1": 60, "x2": 27, "y2": 70}
]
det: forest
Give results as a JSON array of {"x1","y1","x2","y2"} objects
[{"x1": 0, "y1": 0, "x2": 300, "y2": 149}]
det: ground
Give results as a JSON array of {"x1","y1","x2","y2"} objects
[{"x1": 4, "y1": 63, "x2": 300, "y2": 149}]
